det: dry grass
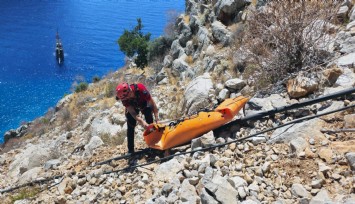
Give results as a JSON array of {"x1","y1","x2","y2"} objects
[
  {"x1": 185, "y1": 55, "x2": 194, "y2": 65},
  {"x1": 251, "y1": 0, "x2": 258, "y2": 6},
  {"x1": 104, "y1": 81, "x2": 116, "y2": 98},
  {"x1": 8, "y1": 187, "x2": 40, "y2": 203},
  {"x1": 240, "y1": 0, "x2": 341, "y2": 85},
  {"x1": 183, "y1": 15, "x2": 190, "y2": 24}
]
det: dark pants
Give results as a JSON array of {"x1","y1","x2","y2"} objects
[{"x1": 126, "y1": 107, "x2": 153, "y2": 153}]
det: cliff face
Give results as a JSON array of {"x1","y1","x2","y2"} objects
[{"x1": 1, "y1": 0, "x2": 355, "y2": 203}]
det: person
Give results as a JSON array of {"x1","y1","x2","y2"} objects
[{"x1": 116, "y1": 82, "x2": 159, "y2": 154}]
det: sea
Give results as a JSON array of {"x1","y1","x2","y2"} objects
[{"x1": 0, "y1": 0, "x2": 185, "y2": 143}]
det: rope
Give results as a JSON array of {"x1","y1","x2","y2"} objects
[
  {"x1": 216, "y1": 87, "x2": 355, "y2": 133},
  {"x1": 1, "y1": 101, "x2": 353, "y2": 194},
  {"x1": 93, "y1": 104, "x2": 355, "y2": 176}
]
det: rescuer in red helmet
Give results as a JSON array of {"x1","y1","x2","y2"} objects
[{"x1": 116, "y1": 82, "x2": 159, "y2": 154}]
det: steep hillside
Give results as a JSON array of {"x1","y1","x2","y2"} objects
[{"x1": 1, "y1": 0, "x2": 355, "y2": 203}]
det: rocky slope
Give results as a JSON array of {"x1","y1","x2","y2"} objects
[{"x1": 1, "y1": 0, "x2": 355, "y2": 203}]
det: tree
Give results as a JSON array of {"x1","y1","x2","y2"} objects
[{"x1": 118, "y1": 18, "x2": 151, "y2": 69}]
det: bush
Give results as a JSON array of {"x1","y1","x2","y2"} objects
[
  {"x1": 11, "y1": 187, "x2": 39, "y2": 203},
  {"x1": 104, "y1": 81, "x2": 116, "y2": 98},
  {"x1": 92, "y1": 75, "x2": 100, "y2": 83},
  {"x1": 241, "y1": 0, "x2": 341, "y2": 84},
  {"x1": 118, "y1": 18, "x2": 151, "y2": 69},
  {"x1": 147, "y1": 36, "x2": 172, "y2": 62},
  {"x1": 75, "y1": 82, "x2": 88, "y2": 93},
  {"x1": 59, "y1": 107, "x2": 71, "y2": 122}
]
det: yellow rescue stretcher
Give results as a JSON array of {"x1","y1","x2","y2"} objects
[{"x1": 143, "y1": 96, "x2": 249, "y2": 150}]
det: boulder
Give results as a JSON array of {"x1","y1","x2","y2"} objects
[
  {"x1": 111, "y1": 113, "x2": 126, "y2": 126},
  {"x1": 318, "y1": 148, "x2": 334, "y2": 164},
  {"x1": 214, "y1": 0, "x2": 251, "y2": 25},
  {"x1": 349, "y1": 7, "x2": 355, "y2": 21},
  {"x1": 287, "y1": 76, "x2": 318, "y2": 98},
  {"x1": 178, "y1": 21, "x2": 192, "y2": 47},
  {"x1": 205, "y1": 174, "x2": 239, "y2": 204},
  {"x1": 197, "y1": 27, "x2": 211, "y2": 51},
  {"x1": 171, "y1": 39, "x2": 184, "y2": 59},
  {"x1": 247, "y1": 94, "x2": 288, "y2": 112},
  {"x1": 345, "y1": 152, "x2": 355, "y2": 170},
  {"x1": 179, "y1": 180, "x2": 199, "y2": 203},
  {"x1": 203, "y1": 57, "x2": 218, "y2": 72},
  {"x1": 200, "y1": 188, "x2": 219, "y2": 204},
  {"x1": 91, "y1": 114, "x2": 121, "y2": 137},
  {"x1": 211, "y1": 21, "x2": 232, "y2": 46},
  {"x1": 8, "y1": 144, "x2": 54, "y2": 178},
  {"x1": 218, "y1": 88, "x2": 230, "y2": 100},
  {"x1": 310, "y1": 189, "x2": 333, "y2": 204},
  {"x1": 346, "y1": 21, "x2": 355, "y2": 30},
  {"x1": 183, "y1": 73, "x2": 213, "y2": 115},
  {"x1": 18, "y1": 167, "x2": 43, "y2": 185},
  {"x1": 44, "y1": 159, "x2": 61, "y2": 170},
  {"x1": 334, "y1": 67, "x2": 355, "y2": 88},
  {"x1": 163, "y1": 55, "x2": 173, "y2": 67},
  {"x1": 83, "y1": 136, "x2": 104, "y2": 157},
  {"x1": 225, "y1": 78, "x2": 246, "y2": 91},
  {"x1": 337, "y1": 6, "x2": 349, "y2": 21},
  {"x1": 228, "y1": 176, "x2": 247, "y2": 188},
  {"x1": 322, "y1": 67, "x2": 343, "y2": 86},
  {"x1": 337, "y1": 52, "x2": 355, "y2": 66},
  {"x1": 291, "y1": 183, "x2": 311, "y2": 198},
  {"x1": 268, "y1": 118, "x2": 326, "y2": 144},
  {"x1": 172, "y1": 56, "x2": 190, "y2": 77},
  {"x1": 154, "y1": 158, "x2": 184, "y2": 181}
]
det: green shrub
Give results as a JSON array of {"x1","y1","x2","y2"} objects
[
  {"x1": 75, "y1": 82, "x2": 88, "y2": 93},
  {"x1": 148, "y1": 36, "x2": 172, "y2": 62},
  {"x1": 92, "y1": 75, "x2": 101, "y2": 83},
  {"x1": 11, "y1": 187, "x2": 39, "y2": 202}
]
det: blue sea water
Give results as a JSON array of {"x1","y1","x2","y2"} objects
[{"x1": 0, "y1": 0, "x2": 185, "y2": 143}]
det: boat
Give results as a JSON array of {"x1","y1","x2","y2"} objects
[
  {"x1": 143, "y1": 96, "x2": 249, "y2": 150},
  {"x1": 55, "y1": 31, "x2": 64, "y2": 64}
]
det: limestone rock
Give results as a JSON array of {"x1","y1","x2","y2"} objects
[
  {"x1": 183, "y1": 73, "x2": 213, "y2": 115},
  {"x1": 269, "y1": 119, "x2": 326, "y2": 144},
  {"x1": 291, "y1": 183, "x2": 311, "y2": 198},
  {"x1": 180, "y1": 180, "x2": 199, "y2": 203},
  {"x1": 287, "y1": 76, "x2": 318, "y2": 98},
  {"x1": 83, "y1": 136, "x2": 104, "y2": 157},
  {"x1": 345, "y1": 152, "x2": 355, "y2": 170},
  {"x1": 205, "y1": 174, "x2": 239, "y2": 204},
  {"x1": 154, "y1": 158, "x2": 184, "y2": 181}
]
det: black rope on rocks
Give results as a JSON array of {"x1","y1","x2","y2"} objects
[
  {"x1": 1, "y1": 96, "x2": 354, "y2": 194},
  {"x1": 99, "y1": 104, "x2": 355, "y2": 175},
  {"x1": 215, "y1": 87, "x2": 355, "y2": 135}
]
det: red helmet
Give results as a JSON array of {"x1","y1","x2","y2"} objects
[{"x1": 116, "y1": 82, "x2": 130, "y2": 99}]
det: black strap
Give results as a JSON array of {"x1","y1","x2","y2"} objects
[
  {"x1": 133, "y1": 84, "x2": 140, "y2": 101},
  {"x1": 130, "y1": 83, "x2": 146, "y2": 110}
]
